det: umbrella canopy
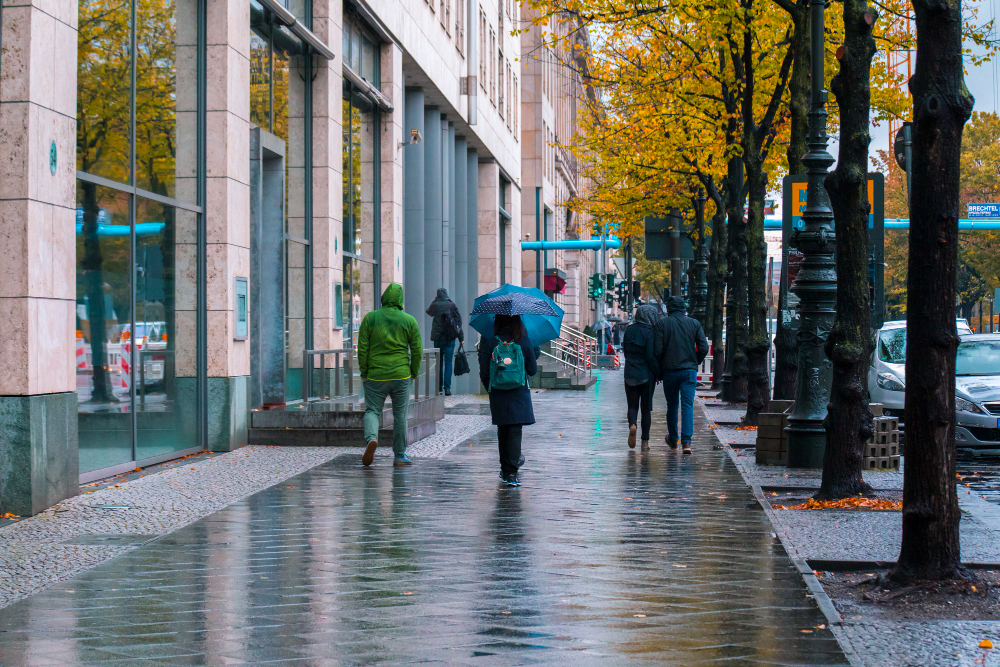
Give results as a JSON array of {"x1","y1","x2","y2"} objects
[{"x1": 470, "y1": 284, "x2": 565, "y2": 345}]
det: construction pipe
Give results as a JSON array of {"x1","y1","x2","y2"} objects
[{"x1": 521, "y1": 238, "x2": 622, "y2": 251}]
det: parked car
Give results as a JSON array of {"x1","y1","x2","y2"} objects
[
  {"x1": 954, "y1": 334, "x2": 1000, "y2": 450},
  {"x1": 868, "y1": 319, "x2": 974, "y2": 423}
]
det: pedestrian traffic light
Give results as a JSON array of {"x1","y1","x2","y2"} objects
[
  {"x1": 605, "y1": 274, "x2": 615, "y2": 292},
  {"x1": 631, "y1": 280, "x2": 641, "y2": 301}
]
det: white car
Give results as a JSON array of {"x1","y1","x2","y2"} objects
[
  {"x1": 868, "y1": 318, "x2": 973, "y2": 422},
  {"x1": 954, "y1": 334, "x2": 1000, "y2": 449}
]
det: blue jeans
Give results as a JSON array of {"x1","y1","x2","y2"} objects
[
  {"x1": 663, "y1": 369, "x2": 697, "y2": 444},
  {"x1": 437, "y1": 339, "x2": 457, "y2": 392}
]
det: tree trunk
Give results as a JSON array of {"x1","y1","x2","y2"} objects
[
  {"x1": 772, "y1": 0, "x2": 809, "y2": 401},
  {"x1": 710, "y1": 208, "x2": 727, "y2": 390},
  {"x1": 892, "y1": 0, "x2": 974, "y2": 583},
  {"x1": 817, "y1": 0, "x2": 876, "y2": 501},
  {"x1": 744, "y1": 156, "x2": 770, "y2": 425},
  {"x1": 722, "y1": 172, "x2": 748, "y2": 404}
]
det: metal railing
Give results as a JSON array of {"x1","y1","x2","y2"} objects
[
  {"x1": 303, "y1": 347, "x2": 442, "y2": 404},
  {"x1": 538, "y1": 324, "x2": 598, "y2": 377},
  {"x1": 303, "y1": 348, "x2": 355, "y2": 403}
]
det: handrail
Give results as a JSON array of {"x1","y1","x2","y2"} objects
[
  {"x1": 303, "y1": 347, "x2": 354, "y2": 403},
  {"x1": 540, "y1": 349, "x2": 585, "y2": 372}
]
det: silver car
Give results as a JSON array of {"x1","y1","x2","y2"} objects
[{"x1": 955, "y1": 334, "x2": 1000, "y2": 450}]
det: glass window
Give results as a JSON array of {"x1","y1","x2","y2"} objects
[
  {"x1": 135, "y1": 197, "x2": 199, "y2": 460},
  {"x1": 135, "y1": 0, "x2": 198, "y2": 201},
  {"x1": 76, "y1": 184, "x2": 133, "y2": 474},
  {"x1": 77, "y1": 0, "x2": 132, "y2": 184},
  {"x1": 250, "y1": 30, "x2": 271, "y2": 128}
]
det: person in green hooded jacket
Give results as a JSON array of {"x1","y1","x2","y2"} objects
[{"x1": 358, "y1": 283, "x2": 423, "y2": 467}]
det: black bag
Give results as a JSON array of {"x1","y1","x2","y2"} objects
[
  {"x1": 445, "y1": 309, "x2": 463, "y2": 341},
  {"x1": 454, "y1": 343, "x2": 471, "y2": 376}
]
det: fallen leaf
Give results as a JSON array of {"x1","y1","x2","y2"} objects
[
  {"x1": 634, "y1": 614, "x2": 646, "y2": 618},
  {"x1": 980, "y1": 640, "x2": 993, "y2": 649},
  {"x1": 772, "y1": 497, "x2": 902, "y2": 511}
]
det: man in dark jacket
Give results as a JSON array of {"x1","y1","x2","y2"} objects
[
  {"x1": 654, "y1": 296, "x2": 709, "y2": 453},
  {"x1": 426, "y1": 288, "x2": 464, "y2": 396}
]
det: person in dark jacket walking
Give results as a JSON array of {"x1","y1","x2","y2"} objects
[
  {"x1": 654, "y1": 296, "x2": 709, "y2": 453},
  {"x1": 623, "y1": 305, "x2": 660, "y2": 451},
  {"x1": 426, "y1": 288, "x2": 464, "y2": 396},
  {"x1": 478, "y1": 315, "x2": 538, "y2": 486}
]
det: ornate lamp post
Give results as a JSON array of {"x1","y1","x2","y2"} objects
[
  {"x1": 691, "y1": 188, "x2": 709, "y2": 327},
  {"x1": 785, "y1": 0, "x2": 838, "y2": 468}
]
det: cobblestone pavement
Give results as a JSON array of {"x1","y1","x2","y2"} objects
[
  {"x1": 0, "y1": 376, "x2": 846, "y2": 665},
  {"x1": 699, "y1": 391, "x2": 1000, "y2": 666},
  {"x1": 0, "y1": 414, "x2": 491, "y2": 611}
]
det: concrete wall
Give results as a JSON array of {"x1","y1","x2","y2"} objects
[{"x1": 0, "y1": 0, "x2": 80, "y2": 514}]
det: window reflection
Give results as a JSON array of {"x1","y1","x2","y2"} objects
[
  {"x1": 134, "y1": 0, "x2": 198, "y2": 201},
  {"x1": 76, "y1": 184, "x2": 133, "y2": 474},
  {"x1": 250, "y1": 30, "x2": 271, "y2": 129},
  {"x1": 77, "y1": 0, "x2": 132, "y2": 184}
]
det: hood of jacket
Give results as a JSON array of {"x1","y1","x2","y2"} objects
[
  {"x1": 634, "y1": 304, "x2": 660, "y2": 326},
  {"x1": 381, "y1": 283, "x2": 404, "y2": 310},
  {"x1": 667, "y1": 296, "x2": 687, "y2": 314},
  {"x1": 435, "y1": 288, "x2": 450, "y2": 300}
]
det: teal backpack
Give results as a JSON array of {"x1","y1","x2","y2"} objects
[{"x1": 489, "y1": 340, "x2": 527, "y2": 390}]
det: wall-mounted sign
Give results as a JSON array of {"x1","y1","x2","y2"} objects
[
  {"x1": 968, "y1": 203, "x2": 1000, "y2": 218},
  {"x1": 50, "y1": 141, "x2": 57, "y2": 175},
  {"x1": 333, "y1": 282, "x2": 343, "y2": 329},
  {"x1": 234, "y1": 277, "x2": 248, "y2": 340}
]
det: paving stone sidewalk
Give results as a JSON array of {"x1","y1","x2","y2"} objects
[
  {"x1": 0, "y1": 412, "x2": 491, "y2": 611},
  {"x1": 0, "y1": 374, "x2": 846, "y2": 665},
  {"x1": 699, "y1": 391, "x2": 1000, "y2": 667}
]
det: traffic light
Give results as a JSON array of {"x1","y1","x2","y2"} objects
[
  {"x1": 587, "y1": 273, "x2": 604, "y2": 300},
  {"x1": 605, "y1": 274, "x2": 615, "y2": 292},
  {"x1": 631, "y1": 280, "x2": 641, "y2": 301},
  {"x1": 616, "y1": 281, "x2": 628, "y2": 309}
]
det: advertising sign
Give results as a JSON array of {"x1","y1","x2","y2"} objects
[{"x1": 968, "y1": 203, "x2": 1000, "y2": 218}]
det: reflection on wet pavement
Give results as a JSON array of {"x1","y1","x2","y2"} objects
[{"x1": 0, "y1": 376, "x2": 846, "y2": 664}]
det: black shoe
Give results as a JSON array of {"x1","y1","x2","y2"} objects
[{"x1": 445, "y1": 389, "x2": 452, "y2": 396}]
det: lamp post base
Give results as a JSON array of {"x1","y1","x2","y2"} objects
[{"x1": 785, "y1": 418, "x2": 826, "y2": 468}]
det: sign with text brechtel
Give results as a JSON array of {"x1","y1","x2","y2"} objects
[
  {"x1": 781, "y1": 173, "x2": 885, "y2": 329},
  {"x1": 968, "y1": 203, "x2": 1000, "y2": 218}
]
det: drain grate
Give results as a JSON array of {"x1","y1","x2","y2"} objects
[{"x1": 61, "y1": 534, "x2": 155, "y2": 547}]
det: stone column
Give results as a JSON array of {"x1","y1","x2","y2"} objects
[
  {"x1": 205, "y1": 0, "x2": 251, "y2": 450},
  {"x1": 312, "y1": 0, "x2": 345, "y2": 353},
  {"x1": 454, "y1": 138, "x2": 469, "y2": 324},
  {"x1": 0, "y1": 1, "x2": 79, "y2": 514},
  {"x1": 466, "y1": 148, "x2": 479, "y2": 337},
  {"x1": 422, "y1": 107, "x2": 443, "y2": 339},
  {"x1": 440, "y1": 119, "x2": 451, "y2": 291},
  {"x1": 447, "y1": 123, "x2": 457, "y2": 295},
  {"x1": 403, "y1": 89, "x2": 425, "y2": 321},
  {"x1": 380, "y1": 44, "x2": 404, "y2": 286},
  {"x1": 508, "y1": 185, "x2": 522, "y2": 286},
  {"x1": 477, "y1": 161, "x2": 500, "y2": 295}
]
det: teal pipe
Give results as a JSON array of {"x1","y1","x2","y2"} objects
[{"x1": 521, "y1": 238, "x2": 621, "y2": 250}]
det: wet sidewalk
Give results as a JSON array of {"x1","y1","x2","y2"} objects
[{"x1": 0, "y1": 375, "x2": 846, "y2": 665}]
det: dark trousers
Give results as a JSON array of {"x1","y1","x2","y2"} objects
[
  {"x1": 497, "y1": 424, "x2": 523, "y2": 476},
  {"x1": 625, "y1": 381, "x2": 654, "y2": 441}
]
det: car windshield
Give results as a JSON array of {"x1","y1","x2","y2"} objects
[
  {"x1": 956, "y1": 339, "x2": 1000, "y2": 376},
  {"x1": 878, "y1": 329, "x2": 906, "y2": 364}
]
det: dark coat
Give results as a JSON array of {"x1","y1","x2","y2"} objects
[
  {"x1": 623, "y1": 316, "x2": 659, "y2": 385},
  {"x1": 654, "y1": 297, "x2": 709, "y2": 372},
  {"x1": 426, "y1": 288, "x2": 463, "y2": 344},
  {"x1": 478, "y1": 333, "x2": 538, "y2": 426}
]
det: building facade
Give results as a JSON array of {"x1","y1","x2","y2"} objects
[
  {"x1": 0, "y1": 0, "x2": 521, "y2": 514},
  {"x1": 518, "y1": 10, "x2": 597, "y2": 332}
]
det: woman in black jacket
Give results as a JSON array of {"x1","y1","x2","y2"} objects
[
  {"x1": 478, "y1": 314, "x2": 538, "y2": 486},
  {"x1": 622, "y1": 305, "x2": 661, "y2": 451}
]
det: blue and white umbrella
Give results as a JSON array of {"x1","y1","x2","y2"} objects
[{"x1": 470, "y1": 284, "x2": 564, "y2": 345}]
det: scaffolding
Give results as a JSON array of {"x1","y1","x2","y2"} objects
[{"x1": 885, "y1": 4, "x2": 914, "y2": 141}]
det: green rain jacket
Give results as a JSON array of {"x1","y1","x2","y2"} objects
[{"x1": 358, "y1": 283, "x2": 423, "y2": 381}]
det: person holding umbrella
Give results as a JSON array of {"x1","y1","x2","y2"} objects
[{"x1": 471, "y1": 285, "x2": 561, "y2": 486}]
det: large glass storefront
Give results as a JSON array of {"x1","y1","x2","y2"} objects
[
  {"x1": 250, "y1": 0, "x2": 312, "y2": 403},
  {"x1": 76, "y1": 0, "x2": 203, "y2": 477},
  {"x1": 341, "y1": 14, "x2": 381, "y2": 349}
]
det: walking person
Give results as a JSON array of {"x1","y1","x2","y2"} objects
[
  {"x1": 654, "y1": 296, "x2": 709, "y2": 454},
  {"x1": 358, "y1": 283, "x2": 423, "y2": 467},
  {"x1": 426, "y1": 288, "x2": 464, "y2": 396},
  {"x1": 478, "y1": 314, "x2": 538, "y2": 487},
  {"x1": 623, "y1": 305, "x2": 660, "y2": 452}
]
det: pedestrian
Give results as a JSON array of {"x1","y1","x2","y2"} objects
[
  {"x1": 478, "y1": 314, "x2": 538, "y2": 487},
  {"x1": 357, "y1": 283, "x2": 423, "y2": 467},
  {"x1": 623, "y1": 305, "x2": 660, "y2": 452},
  {"x1": 654, "y1": 296, "x2": 709, "y2": 454},
  {"x1": 425, "y1": 288, "x2": 464, "y2": 396},
  {"x1": 606, "y1": 341, "x2": 615, "y2": 355}
]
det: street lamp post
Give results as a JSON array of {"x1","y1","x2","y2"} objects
[
  {"x1": 692, "y1": 188, "x2": 709, "y2": 327},
  {"x1": 785, "y1": 0, "x2": 838, "y2": 468}
]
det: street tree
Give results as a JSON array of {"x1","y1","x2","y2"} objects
[
  {"x1": 892, "y1": 0, "x2": 975, "y2": 583},
  {"x1": 816, "y1": 0, "x2": 878, "y2": 500}
]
